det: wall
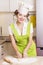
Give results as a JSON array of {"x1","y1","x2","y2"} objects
[
  {"x1": 36, "y1": 0, "x2": 43, "y2": 47},
  {"x1": 0, "y1": 12, "x2": 14, "y2": 36}
]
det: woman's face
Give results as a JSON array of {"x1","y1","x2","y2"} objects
[{"x1": 17, "y1": 13, "x2": 27, "y2": 23}]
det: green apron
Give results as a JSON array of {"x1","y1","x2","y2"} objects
[{"x1": 10, "y1": 21, "x2": 37, "y2": 56}]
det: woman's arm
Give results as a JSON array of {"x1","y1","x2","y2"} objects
[
  {"x1": 24, "y1": 33, "x2": 33, "y2": 51},
  {"x1": 9, "y1": 35, "x2": 18, "y2": 52},
  {"x1": 23, "y1": 23, "x2": 33, "y2": 57},
  {"x1": 23, "y1": 33, "x2": 33, "y2": 57},
  {"x1": 9, "y1": 35, "x2": 22, "y2": 58}
]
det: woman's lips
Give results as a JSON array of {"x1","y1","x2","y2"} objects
[{"x1": 19, "y1": 18, "x2": 24, "y2": 21}]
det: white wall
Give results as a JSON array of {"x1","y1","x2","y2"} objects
[{"x1": 0, "y1": 12, "x2": 14, "y2": 36}]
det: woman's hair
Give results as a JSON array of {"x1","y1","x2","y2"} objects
[
  {"x1": 14, "y1": 10, "x2": 19, "y2": 15},
  {"x1": 26, "y1": 13, "x2": 29, "y2": 21},
  {"x1": 26, "y1": 12, "x2": 29, "y2": 17},
  {"x1": 14, "y1": 10, "x2": 29, "y2": 16}
]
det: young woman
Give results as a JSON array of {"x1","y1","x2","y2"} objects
[{"x1": 8, "y1": 4, "x2": 37, "y2": 58}]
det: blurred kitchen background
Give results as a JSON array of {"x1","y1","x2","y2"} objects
[{"x1": 0, "y1": 0, "x2": 43, "y2": 60}]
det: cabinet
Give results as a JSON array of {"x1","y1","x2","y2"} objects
[
  {"x1": 0, "y1": 42, "x2": 16, "y2": 59},
  {"x1": 0, "y1": 0, "x2": 18, "y2": 12},
  {"x1": 0, "y1": 0, "x2": 10, "y2": 12},
  {"x1": 36, "y1": 0, "x2": 43, "y2": 47},
  {"x1": 10, "y1": 0, "x2": 36, "y2": 12},
  {"x1": 0, "y1": 45, "x2": 2, "y2": 59},
  {"x1": 0, "y1": 44, "x2": 7, "y2": 59},
  {"x1": 0, "y1": 0, "x2": 36, "y2": 12},
  {"x1": 10, "y1": 0, "x2": 18, "y2": 12},
  {"x1": 37, "y1": 48, "x2": 43, "y2": 56},
  {"x1": 6, "y1": 42, "x2": 16, "y2": 56}
]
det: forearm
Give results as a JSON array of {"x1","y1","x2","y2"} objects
[
  {"x1": 24, "y1": 33, "x2": 33, "y2": 51},
  {"x1": 9, "y1": 35, "x2": 22, "y2": 58},
  {"x1": 23, "y1": 40, "x2": 32, "y2": 58},
  {"x1": 9, "y1": 35, "x2": 18, "y2": 52},
  {"x1": 11, "y1": 40, "x2": 18, "y2": 52},
  {"x1": 25, "y1": 40, "x2": 32, "y2": 51}
]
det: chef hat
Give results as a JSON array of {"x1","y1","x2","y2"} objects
[{"x1": 18, "y1": 2, "x2": 29, "y2": 15}]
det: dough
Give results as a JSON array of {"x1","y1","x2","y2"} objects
[
  {"x1": 4, "y1": 56, "x2": 38, "y2": 64},
  {"x1": 4, "y1": 56, "x2": 18, "y2": 64},
  {"x1": 2, "y1": 61, "x2": 10, "y2": 65}
]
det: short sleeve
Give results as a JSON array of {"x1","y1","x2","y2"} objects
[
  {"x1": 8, "y1": 26, "x2": 13, "y2": 35},
  {"x1": 30, "y1": 23, "x2": 33, "y2": 33}
]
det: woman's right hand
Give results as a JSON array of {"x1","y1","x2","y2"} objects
[{"x1": 16, "y1": 51, "x2": 22, "y2": 58}]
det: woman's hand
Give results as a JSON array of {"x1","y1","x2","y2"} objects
[
  {"x1": 16, "y1": 51, "x2": 22, "y2": 58},
  {"x1": 23, "y1": 49, "x2": 28, "y2": 58}
]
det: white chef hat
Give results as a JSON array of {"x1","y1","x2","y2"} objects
[{"x1": 18, "y1": 2, "x2": 29, "y2": 15}]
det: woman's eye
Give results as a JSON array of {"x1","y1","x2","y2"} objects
[
  {"x1": 19, "y1": 13, "x2": 26, "y2": 17},
  {"x1": 24, "y1": 15, "x2": 26, "y2": 17}
]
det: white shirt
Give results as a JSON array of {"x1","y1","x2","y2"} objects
[{"x1": 8, "y1": 21, "x2": 33, "y2": 35}]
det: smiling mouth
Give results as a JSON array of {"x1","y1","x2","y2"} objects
[{"x1": 19, "y1": 18, "x2": 24, "y2": 21}]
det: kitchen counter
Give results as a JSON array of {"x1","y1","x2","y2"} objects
[
  {"x1": 0, "y1": 36, "x2": 36, "y2": 43},
  {"x1": 0, "y1": 36, "x2": 11, "y2": 41},
  {"x1": 0, "y1": 56, "x2": 43, "y2": 65},
  {"x1": 0, "y1": 39, "x2": 6, "y2": 45},
  {"x1": 0, "y1": 36, "x2": 11, "y2": 45}
]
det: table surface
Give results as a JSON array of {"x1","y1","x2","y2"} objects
[{"x1": 0, "y1": 56, "x2": 43, "y2": 65}]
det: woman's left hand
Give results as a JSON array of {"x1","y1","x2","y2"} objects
[{"x1": 23, "y1": 50, "x2": 28, "y2": 58}]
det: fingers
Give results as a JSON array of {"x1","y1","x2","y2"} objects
[{"x1": 22, "y1": 52, "x2": 28, "y2": 58}]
